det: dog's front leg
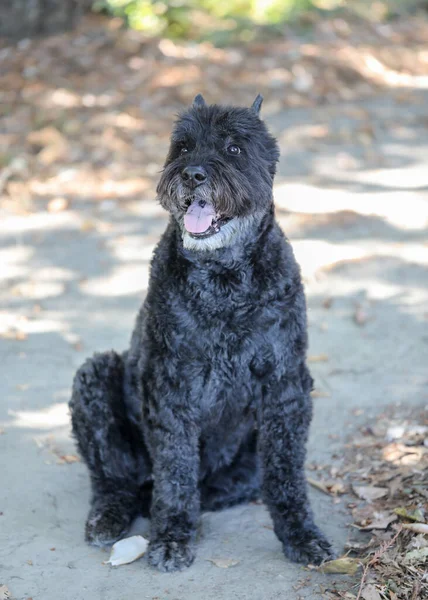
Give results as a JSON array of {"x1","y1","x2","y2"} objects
[
  {"x1": 259, "y1": 372, "x2": 335, "y2": 565},
  {"x1": 147, "y1": 418, "x2": 200, "y2": 572}
]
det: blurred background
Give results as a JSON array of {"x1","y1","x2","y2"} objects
[{"x1": 0, "y1": 2, "x2": 427, "y2": 599}]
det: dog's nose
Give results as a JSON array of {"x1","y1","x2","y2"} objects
[{"x1": 182, "y1": 166, "x2": 207, "y2": 187}]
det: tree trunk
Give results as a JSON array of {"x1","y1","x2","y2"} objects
[{"x1": 0, "y1": 0, "x2": 91, "y2": 39}]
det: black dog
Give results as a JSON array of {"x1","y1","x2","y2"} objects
[{"x1": 69, "y1": 94, "x2": 334, "y2": 572}]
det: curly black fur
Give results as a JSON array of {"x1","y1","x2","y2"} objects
[{"x1": 69, "y1": 95, "x2": 334, "y2": 572}]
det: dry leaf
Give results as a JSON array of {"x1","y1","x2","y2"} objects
[
  {"x1": 357, "y1": 512, "x2": 397, "y2": 531},
  {"x1": 361, "y1": 584, "x2": 382, "y2": 600},
  {"x1": 322, "y1": 297, "x2": 333, "y2": 309},
  {"x1": 28, "y1": 126, "x2": 68, "y2": 165},
  {"x1": 318, "y1": 557, "x2": 361, "y2": 575},
  {"x1": 353, "y1": 304, "x2": 370, "y2": 326},
  {"x1": 394, "y1": 507, "x2": 425, "y2": 522},
  {"x1": 307, "y1": 477, "x2": 346, "y2": 496},
  {"x1": 404, "y1": 547, "x2": 428, "y2": 563},
  {"x1": 0, "y1": 586, "x2": 11, "y2": 600},
  {"x1": 308, "y1": 354, "x2": 329, "y2": 363},
  {"x1": 345, "y1": 539, "x2": 372, "y2": 552},
  {"x1": 207, "y1": 558, "x2": 240, "y2": 569},
  {"x1": 80, "y1": 219, "x2": 96, "y2": 232},
  {"x1": 57, "y1": 454, "x2": 80, "y2": 464},
  {"x1": 47, "y1": 197, "x2": 69, "y2": 212},
  {"x1": 103, "y1": 536, "x2": 148, "y2": 566},
  {"x1": 311, "y1": 390, "x2": 331, "y2": 398},
  {"x1": 0, "y1": 329, "x2": 27, "y2": 341},
  {"x1": 352, "y1": 485, "x2": 388, "y2": 502}
]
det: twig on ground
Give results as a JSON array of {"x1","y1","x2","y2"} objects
[
  {"x1": 355, "y1": 525, "x2": 403, "y2": 600},
  {"x1": 402, "y1": 523, "x2": 428, "y2": 534},
  {"x1": 411, "y1": 580, "x2": 421, "y2": 600}
]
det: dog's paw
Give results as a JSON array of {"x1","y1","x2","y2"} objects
[
  {"x1": 85, "y1": 502, "x2": 131, "y2": 547},
  {"x1": 283, "y1": 526, "x2": 335, "y2": 566},
  {"x1": 148, "y1": 539, "x2": 195, "y2": 572}
]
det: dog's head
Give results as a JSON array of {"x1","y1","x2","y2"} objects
[{"x1": 156, "y1": 94, "x2": 280, "y2": 251}]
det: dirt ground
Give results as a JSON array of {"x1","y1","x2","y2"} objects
[{"x1": 0, "y1": 13, "x2": 427, "y2": 600}]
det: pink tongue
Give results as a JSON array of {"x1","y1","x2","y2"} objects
[{"x1": 184, "y1": 200, "x2": 216, "y2": 234}]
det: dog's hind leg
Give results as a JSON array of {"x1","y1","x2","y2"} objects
[
  {"x1": 69, "y1": 351, "x2": 151, "y2": 546},
  {"x1": 201, "y1": 431, "x2": 261, "y2": 512}
]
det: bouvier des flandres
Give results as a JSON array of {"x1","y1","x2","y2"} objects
[{"x1": 69, "y1": 94, "x2": 334, "y2": 572}]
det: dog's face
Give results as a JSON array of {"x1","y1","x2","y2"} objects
[{"x1": 156, "y1": 95, "x2": 280, "y2": 251}]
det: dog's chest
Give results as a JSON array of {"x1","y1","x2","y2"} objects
[{"x1": 175, "y1": 270, "x2": 284, "y2": 396}]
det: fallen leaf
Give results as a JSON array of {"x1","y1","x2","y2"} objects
[
  {"x1": 103, "y1": 536, "x2": 148, "y2": 567},
  {"x1": 307, "y1": 477, "x2": 346, "y2": 496},
  {"x1": 352, "y1": 485, "x2": 388, "y2": 502},
  {"x1": 345, "y1": 539, "x2": 372, "y2": 552},
  {"x1": 357, "y1": 512, "x2": 397, "y2": 531},
  {"x1": 16, "y1": 384, "x2": 30, "y2": 391},
  {"x1": 80, "y1": 219, "x2": 96, "y2": 232},
  {"x1": 0, "y1": 329, "x2": 27, "y2": 341},
  {"x1": 311, "y1": 390, "x2": 331, "y2": 398},
  {"x1": 388, "y1": 476, "x2": 403, "y2": 498},
  {"x1": 308, "y1": 354, "x2": 329, "y2": 363},
  {"x1": 404, "y1": 547, "x2": 428, "y2": 563},
  {"x1": 318, "y1": 557, "x2": 361, "y2": 575},
  {"x1": 27, "y1": 126, "x2": 68, "y2": 165},
  {"x1": 322, "y1": 297, "x2": 333, "y2": 309},
  {"x1": 361, "y1": 583, "x2": 382, "y2": 600},
  {"x1": 207, "y1": 558, "x2": 240, "y2": 568},
  {"x1": 0, "y1": 586, "x2": 11, "y2": 600},
  {"x1": 394, "y1": 507, "x2": 425, "y2": 522},
  {"x1": 353, "y1": 304, "x2": 371, "y2": 326},
  {"x1": 402, "y1": 523, "x2": 428, "y2": 534},
  {"x1": 58, "y1": 454, "x2": 80, "y2": 464},
  {"x1": 409, "y1": 534, "x2": 428, "y2": 550},
  {"x1": 47, "y1": 197, "x2": 69, "y2": 213}
]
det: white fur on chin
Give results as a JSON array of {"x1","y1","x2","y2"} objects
[{"x1": 182, "y1": 215, "x2": 258, "y2": 252}]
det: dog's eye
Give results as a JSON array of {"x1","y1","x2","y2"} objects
[
  {"x1": 180, "y1": 146, "x2": 189, "y2": 154},
  {"x1": 227, "y1": 145, "x2": 241, "y2": 155}
]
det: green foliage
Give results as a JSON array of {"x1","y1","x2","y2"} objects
[
  {"x1": 93, "y1": 1, "x2": 424, "y2": 41},
  {"x1": 93, "y1": 0, "x2": 320, "y2": 40}
]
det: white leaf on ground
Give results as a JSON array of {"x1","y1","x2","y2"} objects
[
  {"x1": 0, "y1": 585, "x2": 11, "y2": 600},
  {"x1": 103, "y1": 535, "x2": 149, "y2": 566},
  {"x1": 207, "y1": 558, "x2": 240, "y2": 568},
  {"x1": 352, "y1": 485, "x2": 388, "y2": 502},
  {"x1": 361, "y1": 583, "x2": 382, "y2": 600}
]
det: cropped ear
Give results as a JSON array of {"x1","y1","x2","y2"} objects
[
  {"x1": 192, "y1": 94, "x2": 206, "y2": 108},
  {"x1": 251, "y1": 94, "x2": 263, "y2": 115}
]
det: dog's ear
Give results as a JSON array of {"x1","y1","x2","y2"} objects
[
  {"x1": 250, "y1": 94, "x2": 263, "y2": 115},
  {"x1": 192, "y1": 94, "x2": 206, "y2": 109}
]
